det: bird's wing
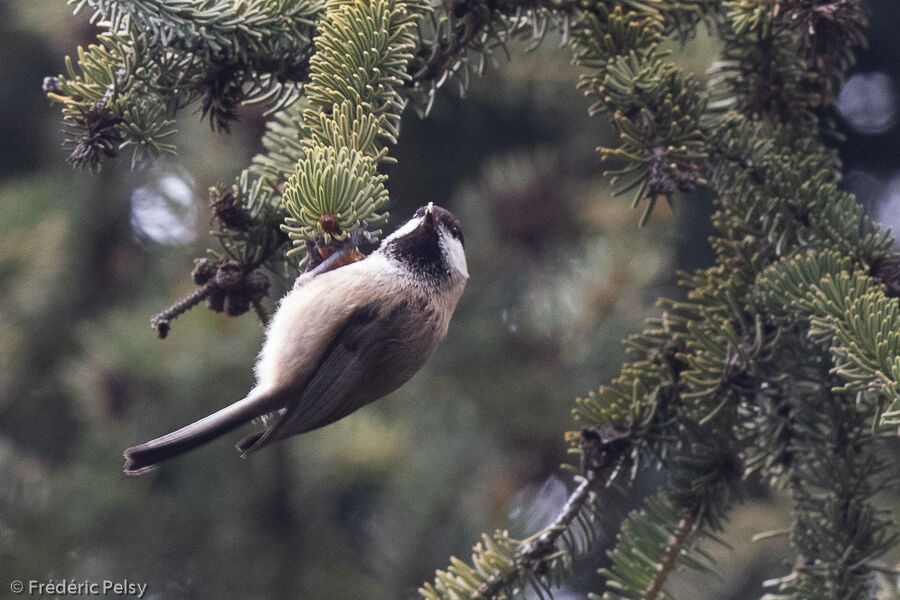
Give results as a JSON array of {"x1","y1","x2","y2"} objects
[{"x1": 239, "y1": 299, "x2": 427, "y2": 454}]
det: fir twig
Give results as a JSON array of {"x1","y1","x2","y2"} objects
[
  {"x1": 251, "y1": 299, "x2": 270, "y2": 327},
  {"x1": 643, "y1": 512, "x2": 697, "y2": 600},
  {"x1": 150, "y1": 281, "x2": 216, "y2": 339},
  {"x1": 47, "y1": 1, "x2": 900, "y2": 599}
]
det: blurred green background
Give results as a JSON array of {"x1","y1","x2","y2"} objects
[{"x1": 1, "y1": 2, "x2": 898, "y2": 599}]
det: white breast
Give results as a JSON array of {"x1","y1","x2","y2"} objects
[{"x1": 254, "y1": 254, "x2": 404, "y2": 389}]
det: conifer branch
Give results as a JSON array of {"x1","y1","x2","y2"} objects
[
  {"x1": 570, "y1": 5, "x2": 708, "y2": 225},
  {"x1": 251, "y1": 300, "x2": 270, "y2": 327},
  {"x1": 756, "y1": 249, "x2": 900, "y2": 428},
  {"x1": 150, "y1": 258, "x2": 272, "y2": 338},
  {"x1": 48, "y1": 0, "x2": 900, "y2": 598},
  {"x1": 424, "y1": 1, "x2": 897, "y2": 599},
  {"x1": 643, "y1": 513, "x2": 696, "y2": 600},
  {"x1": 49, "y1": 0, "x2": 323, "y2": 167},
  {"x1": 421, "y1": 427, "x2": 634, "y2": 600},
  {"x1": 598, "y1": 495, "x2": 709, "y2": 600},
  {"x1": 150, "y1": 281, "x2": 217, "y2": 339}
]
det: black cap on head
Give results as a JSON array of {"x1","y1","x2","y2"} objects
[
  {"x1": 414, "y1": 203, "x2": 464, "y2": 247},
  {"x1": 384, "y1": 204, "x2": 464, "y2": 285}
]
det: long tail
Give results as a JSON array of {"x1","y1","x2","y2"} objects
[{"x1": 123, "y1": 388, "x2": 279, "y2": 475}]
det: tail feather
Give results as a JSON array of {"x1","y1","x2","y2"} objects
[
  {"x1": 235, "y1": 430, "x2": 266, "y2": 455},
  {"x1": 123, "y1": 388, "x2": 278, "y2": 475}
]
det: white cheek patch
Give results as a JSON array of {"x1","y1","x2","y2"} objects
[
  {"x1": 440, "y1": 231, "x2": 469, "y2": 279},
  {"x1": 384, "y1": 216, "x2": 422, "y2": 243}
]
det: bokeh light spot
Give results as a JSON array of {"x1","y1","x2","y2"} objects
[
  {"x1": 876, "y1": 173, "x2": 900, "y2": 242},
  {"x1": 838, "y1": 72, "x2": 897, "y2": 135},
  {"x1": 130, "y1": 170, "x2": 198, "y2": 245}
]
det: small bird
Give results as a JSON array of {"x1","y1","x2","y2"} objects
[{"x1": 123, "y1": 203, "x2": 468, "y2": 474}]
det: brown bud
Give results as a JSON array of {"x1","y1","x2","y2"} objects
[
  {"x1": 244, "y1": 271, "x2": 270, "y2": 301},
  {"x1": 215, "y1": 263, "x2": 243, "y2": 290},
  {"x1": 319, "y1": 213, "x2": 341, "y2": 235},
  {"x1": 192, "y1": 257, "x2": 217, "y2": 285},
  {"x1": 205, "y1": 289, "x2": 226, "y2": 313},
  {"x1": 224, "y1": 292, "x2": 250, "y2": 316},
  {"x1": 209, "y1": 185, "x2": 251, "y2": 231}
]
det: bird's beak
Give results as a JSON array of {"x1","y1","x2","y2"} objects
[{"x1": 423, "y1": 202, "x2": 435, "y2": 228}]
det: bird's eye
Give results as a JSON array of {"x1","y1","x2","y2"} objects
[{"x1": 449, "y1": 224, "x2": 463, "y2": 245}]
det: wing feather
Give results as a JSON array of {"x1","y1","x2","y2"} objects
[{"x1": 240, "y1": 301, "x2": 425, "y2": 454}]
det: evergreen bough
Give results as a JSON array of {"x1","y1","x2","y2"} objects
[{"x1": 47, "y1": 0, "x2": 900, "y2": 598}]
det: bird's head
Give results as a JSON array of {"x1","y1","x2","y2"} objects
[{"x1": 381, "y1": 202, "x2": 468, "y2": 285}]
